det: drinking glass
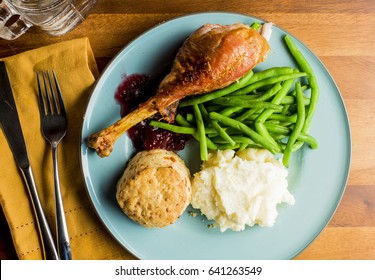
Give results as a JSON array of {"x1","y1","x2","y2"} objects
[{"x1": 0, "y1": 0, "x2": 97, "y2": 40}]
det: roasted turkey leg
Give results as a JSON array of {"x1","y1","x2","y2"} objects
[{"x1": 87, "y1": 23, "x2": 270, "y2": 157}]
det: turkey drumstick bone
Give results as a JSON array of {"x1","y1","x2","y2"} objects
[{"x1": 87, "y1": 23, "x2": 270, "y2": 157}]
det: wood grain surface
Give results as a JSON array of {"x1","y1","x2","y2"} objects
[{"x1": 0, "y1": 0, "x2": 374, "y2": 260}]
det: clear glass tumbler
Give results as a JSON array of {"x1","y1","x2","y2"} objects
[{"x1": 0, "y1": 0, "x2": 97, "y2": 40}]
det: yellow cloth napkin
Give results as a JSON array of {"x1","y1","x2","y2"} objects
[{"x1": 0, "y1": 38, "x2": 135, "y2": 260}]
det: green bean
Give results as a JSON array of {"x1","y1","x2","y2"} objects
[
  {"x1": 272, "y1": 134, "x2": 288, "y2": 141},
  {"x1": 206, "y1": 127, "x2": 244, "y2": 138},
  {"x1": 238, "y1": 143, "x2": 249, "y2": 151},
  {"x1": 280, "y1": 122, "x2": 295, "y2": 127},
  {"x1": 189, "y1": 133, "x2": 218, "y2": 151},
  {"x1": 199, "y1": 103, "x2": 236, "y2": 146},
  {"x1": 217, "y1": 143, "x2": 241, "y2": 150},
  {"x1": 271, "y1": 73, "x2": 300, "y2": 104},
  {"x1": 193, "y1": 104, "x2": 208, "y2": 161},
  {"x1": 264, "y1": 119, "x2": 281, "y2": 125},
  {"x1": 233, "y1": 83, "x2": 282, "y2": 122},
  {"x1": 192, "y1": 134, "x2": 213, "y2": 150},
  {"x1": 283, "y1": 82, "x2": 305, "y2": 167},
  {"x1": 281, "y1": 95, "x2": 310, "y2": 105},
  {"x1": 200, "y1": 134, "x2": 218, "y2": 150},
  {"x1": 235, "y1": 136, "x2": 260, "y2": 145},
  {"x1": 218, "y1": 106, "x2": 244, "y2": 117},
  {"x1": 209, "y1": 112, "x2": 278, "y2": 154},
  {"x1": 255, "y1": 78, "x2": 295, "y2": 123},
  {"x1": 288, "y1": 84, "x2": 310, "y2": 97},
  {"x1": 212, "y1": 135, "x2": 264, "y2": 149},
  {"x1": 284, "y1": 35, "x2": 319, "y2": 133},
  {"x1": 185, "y1": 113, "x2": 195, "y2": 123},
  {"x1": 264, "y1": 123, "x2": 291, "y2": 135},
  {"x1": 251, "y1": 22, "x2": 262, "y2": 32},
  {"x1": 255, "y1": 122, "x2": 281, "y2": 152},
  {"x1": 246, "y1": 67, "x2": 294, "y2": 84},
  {"x1": 205, "y1": 105, "x2": 226, "y2": 112},
  {"x1": 299, "y1": 133, "x2": 318, "y2": 149},
  {"x1": 231, "y1": 72, "x2": 307, "y2": 96},
  {"x1": 178, "y1": 70, "x2": 254, "y2": 107},
  {"x1": 210, "y1": 135, "x2": 241, "y2": 146},
  {"x1": 281, "y1": 104, "x2": 291, "y2": 115},
  {"x1": 218, "y1": 127, "x2": 244, "y2": 135},
  {"x1": 252, "y1": 82, "x2": 282, "y2": 101},
  {"x1": 175, "y1": 114, "x2": 193, "y2": 127},
  {"x1": 213, "y1": 123, "x2": 236, "y2": 146},
  {"x1": 198, "y1": 103, "x2": 209, "y2": 120},
  {"x1": 219, "y1": 94, "x2": 263, "y2": 100},
  {"x1": 216, "y1": 82, "x2": 281, "y2": 106},
  {"x1": 150, "y1": 121, "x2": 196, "y2": 134},
  {"x1": 205, "y1": 126, "x2": 219, "y2": 134},
  {"x1": 212, "y1": 98, "x2": 283, "y2": 110},
  {"x1": 174, "y1": 115, "x2": 216, "y2": 134},
  {"x1": 241, "y1": 112, "x2": 297, "y2": 123},
  {"x1": 269, "y1": 113, "x2": 297, "y2": 123},
  {"x1": 279, "y1": 140, "x2": 304, "y2": 153},
  {"x1": 235, "y1": 108, "x2": 262, "y2": 122}
]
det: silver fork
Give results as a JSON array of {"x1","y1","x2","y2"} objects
[{"x1": 36, "y1": 71, "x2": 72, "y2": 260}]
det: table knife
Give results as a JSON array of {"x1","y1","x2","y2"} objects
[{"x1": 0, "y1": 61, "x2": 59, "y2": 260}]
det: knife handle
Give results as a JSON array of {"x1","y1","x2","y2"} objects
[{"x1": 21, "y1": 166, "x2": 59, "y2": 260}]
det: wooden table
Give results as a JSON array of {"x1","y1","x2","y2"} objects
[{"x1": 1, "y1": 0, "x2": 374, "y2": 260}]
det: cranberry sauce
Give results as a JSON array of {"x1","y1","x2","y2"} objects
[
  {"x1": 114, "y1": 74, "x2": 154, "y2": 116},
  {"x1": 114, "y1": 73, "x2": 190, "y2": 151}
]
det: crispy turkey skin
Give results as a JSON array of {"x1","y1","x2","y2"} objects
[{"x1": 157, "y1": 23, "x2": 270, "y2": 121}]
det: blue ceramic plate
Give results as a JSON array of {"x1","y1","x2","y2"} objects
[{"x1": 80, "y1": 12, "x2": 351, "y2": 259}]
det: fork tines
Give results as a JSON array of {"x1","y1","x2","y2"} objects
[{"x1": 36, "y1": 71, "x2": 66, "y2": 116}]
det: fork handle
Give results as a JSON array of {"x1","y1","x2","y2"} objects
[
  {"x1": 52, "y1": 145, "x2": 72, "y2": 260},
  {"x1": 20, "y1": 166, "x2": 59, "y2": 260}
]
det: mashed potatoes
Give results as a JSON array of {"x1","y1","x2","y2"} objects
[{"x1": 191, "y1": 148, "x2": 295, "y2": 232}]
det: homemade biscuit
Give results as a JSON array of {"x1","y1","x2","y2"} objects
[{"x1": 116, "y1": 149, "x2": 191, "y2": 228}]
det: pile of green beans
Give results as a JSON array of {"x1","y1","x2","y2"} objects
[{"x1": 150, "y1": 35, "x2": 319, "y2": 166}]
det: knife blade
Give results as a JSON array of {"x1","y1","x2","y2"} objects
[{"x1": 0, "y1": 61, "x2": 59, "y2": 260}]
